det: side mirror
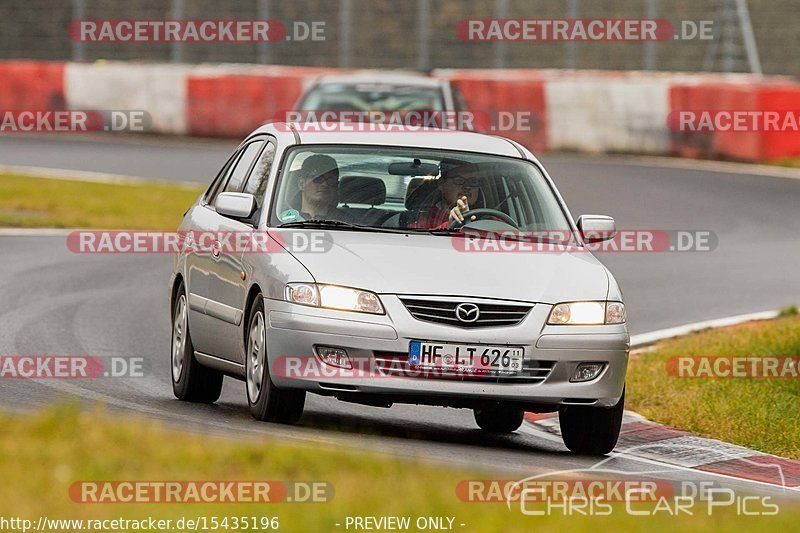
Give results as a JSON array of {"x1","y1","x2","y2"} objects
[
  {"x1": 215, "y1": 192, "x2": 256, "y2": 219},
  {"x1": 577, "y1": 215, "x2": 616, "y2": 243}
]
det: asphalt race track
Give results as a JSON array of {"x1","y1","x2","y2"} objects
[{"x1": 1, "y1": 134, "x2": 799, "y2": 497}]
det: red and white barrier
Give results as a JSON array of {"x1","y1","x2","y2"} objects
[
  {"x1": 544, "y1": 76, "x2": 671, "y2": 154},
  {"x1": 438, "y1": 69, "x2": 800, "y2": 162},
  {"x1": 436, "y1": 69, "x2": 548, "y2": 151},
  {"x1": 0, "y1": 61, "x2": 65, "y2": 111},
  {"x1": 186, "y1": 67, "x2": 309, "y2": 137},
  {"x1": 65, "y1": 62, "x2": 193, "y2": 135},
  {"x1": 1, "y1": 60, "x2": 798, "y2": 163},
  {"x1": 670, "y1": 79, "x2": 800, "y2": 161}
]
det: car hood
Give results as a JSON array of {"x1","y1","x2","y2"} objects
[{"x1": 272, "y1": 230, "x2": 609, "y2": 304}]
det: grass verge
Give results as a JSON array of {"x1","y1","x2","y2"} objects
[
  {"x1": 627, "y1": 315, "x2": 800, "y2": 459},
  {"x1": 0, "y1": 172, "x2": 202, "y2": 230},
  {"x1": 769, "y1": 157, "x2": 800, "y2": 169},
  {"x1": 0, "y1": 404, "x2": 798, "y2": 531}
]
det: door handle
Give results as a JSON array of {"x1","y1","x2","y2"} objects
[{"x1": 211, "y1": 240, "x2": 221, "y2": 258}]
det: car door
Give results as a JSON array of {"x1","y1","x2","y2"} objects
[
  {"x1": 186, "y1": 138, "x2": 264, "y2": 357},
  {"x1": 184, "y1": 145, "x2": 242, "y2": 354},
  {"x1": 203, "y1": 137, "x2": 274, "y2": 360}
]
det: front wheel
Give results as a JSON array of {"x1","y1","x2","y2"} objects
[
  {"x1": 559, "y1": 389, "x2": 625, "y2": 455},
  {"x1": 171, "y1": 284, "x2": 223, "y2": 403},
  {"x1": 473, "y1": 405, "x2": 524, "y2": 433},
  {"x1": 246, "y1": 298, "x2": 305, "y2": 423}
]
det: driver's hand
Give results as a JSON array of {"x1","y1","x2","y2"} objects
[{"x1": 449, "y1": 196, "x2": 476, "y2": 223}]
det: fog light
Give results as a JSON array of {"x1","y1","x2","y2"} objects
[
  {"x1": 570, "y1": 362, "x2": 605, "y2": 382},
  {"x1": 316, "y1": 346, "x2": 352, "y2": 369}
]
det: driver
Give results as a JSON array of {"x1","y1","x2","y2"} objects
[
  {"x1": 295, "y1": 154, "x2": 341, "y2": 220},
  {"x1": 409, "y1": 162, "x2": 482, "y2": 229}
]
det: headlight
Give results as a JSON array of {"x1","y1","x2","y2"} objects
[
  {"x1": 547, "y1": 301, "x2": 625, "y2": 325},
  {"x1": 285, "y1": 283, "x2": 384, "y2": 314}
]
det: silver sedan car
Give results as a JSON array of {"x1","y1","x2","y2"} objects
[
  {"x1": 295, "y1": 72, "x2": 468, "y2": 122},
  {"x1": 169, "y1": 123, "x2": 629, "y2": 455}
]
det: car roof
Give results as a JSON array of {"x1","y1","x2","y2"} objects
[
  {"x1": 254, "y1": 123, "x2": 524, "y2": 158},
  {"x1": 311, "y1": 71, "x2": 445, "y2": 88}
]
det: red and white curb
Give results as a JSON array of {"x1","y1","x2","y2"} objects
[
  {"x1": 524, "y1": 410, "x2": 800, "y2": 489},
  {"x1": 523, "y1": 310, "x2": 800, "y2": 489}
]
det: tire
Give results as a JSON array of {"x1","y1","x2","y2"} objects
[
  {"x1": 559, "y1": 389, "x2": 625, "y2": 455},
  {"x1": 171, "y1": 283, "x2": 224, "y2": 403},
  {"x1": 473, "y1": 405, "x2": 524, "y2": 433},
  {"x1": 245, "y1": 297, "x2": 305, "y2": 423}
]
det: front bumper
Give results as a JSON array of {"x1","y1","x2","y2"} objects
[{"x1": 264, "y1": 295, "x2": 629, "y2": 408}]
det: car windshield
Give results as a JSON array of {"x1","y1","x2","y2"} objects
[
  {"x1": 270, "y1": 145, "x2": 574, "y2": 241},
  {"x1": 271, "y1": 146, "x2": 571, "y2": 238},
  {"x1": 299, "y1": 83, "x2": 445, "y2": 112}
]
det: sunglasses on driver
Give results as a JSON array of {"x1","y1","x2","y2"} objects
[{"x1": 306, "y1": 173, "x2": 339, "y2": 185}]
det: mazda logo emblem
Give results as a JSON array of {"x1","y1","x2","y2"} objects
[{"x1": 455, "y1": 303, "x2": 480, "y2": 323}]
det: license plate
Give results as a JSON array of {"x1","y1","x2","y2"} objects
[{"x1": 408, "y1": 341, "x2": 524, "y2": 376}]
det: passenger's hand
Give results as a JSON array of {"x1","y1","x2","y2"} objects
[{"x1": 449, "y1": 196, "x2": 476, "y2": 224}]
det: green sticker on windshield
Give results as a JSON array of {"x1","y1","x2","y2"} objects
[{"x1": 279, "y1": 209, "x2": 300, "y2": 221}]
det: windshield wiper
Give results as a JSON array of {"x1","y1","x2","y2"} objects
[
  {"x1": 399, "y1": 227, "x2": 463, "y2": 235},
  {"x1": 279, "y1": 219, "x2": 353, "y2": 229},
  {"x1": 277, "y1": 220, "x2": 409, "y2": 234},
  {"x1": 411, "y1": 225, "x2": 577, "y2": 245},
  {"x1": 279, "y1": 220, "x2": 493, "y2": 237}
]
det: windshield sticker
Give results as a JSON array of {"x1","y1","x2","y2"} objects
[{"x1": 279, "y1": 209, "x2": 301, "y2": 222}]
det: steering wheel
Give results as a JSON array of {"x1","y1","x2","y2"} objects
[{"x1": 448, "y1": 208, "x2": 519, "y2": 229}]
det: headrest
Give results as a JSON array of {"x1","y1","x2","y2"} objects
[
  {"x1": 339, "y1": 176, "x2": 386, "y2": 206},
  {"x1": 405, "y1": 178, "x2": 441, "y2": 210},
  {"x1": 405, "y1": 177, "x2": 426, "y2": 206}
]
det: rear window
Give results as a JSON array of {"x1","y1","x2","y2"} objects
[{"x1": 299, "y1": 83, "x2": 445, "y2": 112}]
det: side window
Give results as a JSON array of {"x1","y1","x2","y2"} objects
[
  {"x1": 204, "y1": 150, "x2": 240, "y2": 204},
  {"x1": 243, "y1": 141, "x2": 276, "y2": 209},
  {"x1": 223, "y1": 141, "x2": 264, "y2": 194},
  {"x1": 451, "y1": 85, "x2": 468, "y2": 113}
]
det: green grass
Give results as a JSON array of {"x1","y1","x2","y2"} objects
[
  {"x1": 0, "y1": 173, "x2": 203, "y2": 230},
  {"x1": 1, "y1": 404, "x2": 799, "y2": 532},
  {"x1": 768, "y1": 157, "x2": 800, "y2": 169},
  {"x1": 627, "y1": 315, "x2": 800, "y2": 459}
]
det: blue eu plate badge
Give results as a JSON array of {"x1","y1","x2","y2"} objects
[{"x1": 408, "y1": 341, "x2": 421, "y2": 365}]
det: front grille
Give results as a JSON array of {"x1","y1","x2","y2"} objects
[
  {"x1": 400, "y1": 298, "x2": 532, "y2": 328},
  {"x1": 373, "y1": 351, "x2": 555, "y2": 383}
]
